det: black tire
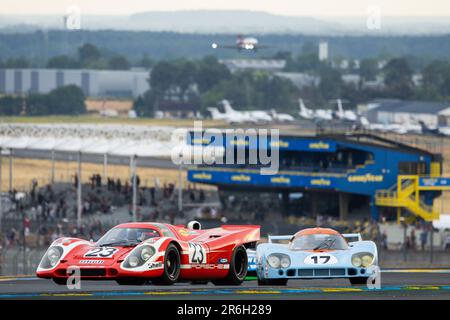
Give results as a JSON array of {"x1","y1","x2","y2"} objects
[
  {"x1": 349, "y1": 277, "x2": 369, "y2": 285},
  {"x1": 257, "y1": 278, "x2": 288, "y2": 286},
  {"x1": 212, "y1": 245, "x2": 247, "y2": 286},
  {"x1": 152, "y1": 243, "x2": 181, "y2": 285},
  {"x1": 52, "y1": 278, "x2": 67, "y2": 285},
  {"x1": 116, "y1": 278, "x2": 147, "y2": 286}
]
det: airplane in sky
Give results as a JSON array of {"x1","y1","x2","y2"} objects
[
  {"x1": 298, "y1": 98, "x2": 333, "y2": 121},
  {"x1": 211, "y1": 35, "x2": 270, "y2": 52}
]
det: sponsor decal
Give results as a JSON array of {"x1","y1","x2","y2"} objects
[
  {"x1": 347, "y1": 174, "x2": 383, "y2": 183},
  {"x1": 148, "y1": 262, "x2": 163, "y2": 269},
  {"x1": 218, "y1": 258, "x2": 228, "y2": 264},
  {"x1": 178, "y1": 229, "x2": 197, "y2": 237},
  {"x1": 190, "y1": 264, "x2": 229, "y2": 270},
  {"x1": 192, "y1": 173, "x2": 212, "y2": 180},
  {"x1": 79, "y1": 260, "x2": 105, "y2": 264},
  {"x1": 309, "y1": 142, "x2": 330, "y2": 150},
  {"x1": 311, "y1": 178, "x2": 331, "y2": 186},
  {"x1": 271, "y1": 176, "x2": 290, "y2": 184},
  {"x1": 231, "y1": 174, "x2": 251, "y2": 182}
]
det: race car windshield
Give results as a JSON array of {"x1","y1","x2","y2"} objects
[
  {"x1": 96, "y1": 228, "x2": 161, "y2": 247},
  {"x1": 290, "y1": 234, "x2": 348, "y2": 250}
]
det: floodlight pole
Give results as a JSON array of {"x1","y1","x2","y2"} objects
[
  {"x1": 77, "y1": 151, "x2": 82, "y2": 230},
  {"x1": 0, "y1": 148, "x2": 2, "y2": 233},
  {"x1": 131, "y1": 155, "x2": 137, "y2": 222},
  {"x1": 51, "y1": 149, "x2": 55, "y2": 184},
  {"x1": 9, "y1": 148, "x2": 12, "y2": 192},
  {"x1": 103, "y1": 153, "x2": 108, "y2": 180},
  {"x1": 178, "y1": 162, "x2": 183, "y2": 214}
]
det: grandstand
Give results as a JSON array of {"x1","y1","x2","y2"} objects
[{"x1": 187, "y1": 131, "x2": 449, "y2": 223}]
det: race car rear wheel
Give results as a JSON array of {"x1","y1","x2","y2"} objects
[
  {"x1": 116, "y1": 278, "x2": 147, "y2": 285},
  {"x1": 212, "y1": 245, "x2": 247, "y2": 286},
  {"x1": 349, "y1": 277, "x2": 369, "y2": 285},
  {"x1": 52, "y1": 278, "x2": 67, "y2": 285},
  {"x1": 152, "y1": 243, "x2": 180, "y2": 285},
  {"x1": 257, "y1": 278, "x2": 288, "y2": 286}
]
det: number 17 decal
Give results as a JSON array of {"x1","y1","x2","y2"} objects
[{"x1": 188, "y1": 243, "x2": 207, "y2": 264}]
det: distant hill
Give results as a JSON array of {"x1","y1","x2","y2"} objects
[{"x1": 1, "y1": 10, "x2": 450, "y2": 35}]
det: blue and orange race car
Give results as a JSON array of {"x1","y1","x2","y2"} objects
[{"x1": 255, "y1": 227, "x2": 378, "y2": 286}]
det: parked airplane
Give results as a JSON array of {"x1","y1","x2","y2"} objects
[
  {"x1": 269, "y1": 109, "x2": 295, "y2": 122},
  {"x1": 418, "y1": 121, "x2": 450, "y2": 136},
  {"x1": 211, "y1": 35, "x2": 270, "y2": 52},
  {"x1": 333, "y1": 99, "x2": 358, "y2": 122},
  {"x1": 207, "y1": 107, "x2": 252, "y2": 125},
  {"x1": 220, "y1": 100, "x2": 273, "y2": 123},
  {"x1": 298, "y1": 98, "x2": 333, "y2": 121}
]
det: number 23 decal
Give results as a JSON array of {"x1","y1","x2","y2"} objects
[
  {"x1": 84, "y1": 247, "x2": 118, "y2": 258},
  {"x1": 188, "y1": 243, "x2": 207, "y2": 264}
]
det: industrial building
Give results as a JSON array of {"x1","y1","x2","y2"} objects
[
  {"x1": 187, "y1": 131, "x2": 448, "y2": 222},
  {"x1": 218, "y1": 59, "x2": 286, "y2": 73},
  {"x1": 0, "y1": 68, "x2": 150, "y2": 98},
  {"x1": 360, "y1": 99, "x2": 450, "y2": 127}
]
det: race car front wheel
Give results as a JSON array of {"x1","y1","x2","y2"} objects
[
  {"x1": 349, "y1": 277, "x2": 369, "y2": 285},
  {"x1": 212, "y1": 245, "x2": 247, "y2": 286},
  {"x1": 152, "y1": 243, "x2": 181, "y2": 285}
]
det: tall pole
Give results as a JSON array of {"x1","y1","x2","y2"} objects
[
  {"x1": 51, "y1": 149, "x2": 55, "y2": 184},
  {"x1": 9, "y1": 148, "x2": 12, "y2": 192},
  {"x1": 131, "y1": 155, "x2": 137, "y2": 222},
  {"x1": 0, "y1": 148, "x2": 2, "y2": 233},
  {"x1": 430, "y1": 222, "x2": 434, "y2": 264},
  {"x1": 178, "y1": 163, "x2": 183, "y2": 214},
  {"x1": 77, "y1": 152, "x2": 82, "y2": 230},
  {"x1": 103, "y1": 153, "x2": 108, "y2": 180}
]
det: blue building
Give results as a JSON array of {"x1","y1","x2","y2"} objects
[{"x1": 187, "y1": 131, "x2": 442, "y2": 221}]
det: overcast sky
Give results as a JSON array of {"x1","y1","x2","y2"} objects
[{"x1": 1, "y1": 0, "x2": 449, "y2": 16}]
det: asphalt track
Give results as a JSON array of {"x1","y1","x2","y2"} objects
[{"x1": 1, "y1": 269, "x2": 450, "y2": 299}]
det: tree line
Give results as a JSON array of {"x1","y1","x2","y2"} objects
[{"x1": 0, "y1": 85, "x2": 86, "y2": 116}]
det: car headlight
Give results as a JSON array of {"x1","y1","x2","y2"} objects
[
  {"x1": 351, "y1": 256, "x2": 362, "y2": 267},
  {"x1": 361, "y1": 254, "x2": 374, "y2": 267},
  {"x1": 267, "y1": 255, "x2": 281, "y2": 268},
  {"x1": 280, "y1": 256, "x2": 291, "y2": 268},
  {"x1": 47, "y1": 247, "x2": 62, "y2": 267},
  {"x1": 141, "y1": 246, "x2": 155, "y2": 261},
  {"x1": 128, "y1": 256, "x2": 139, "y2": 267},
  {"x1": 352, "y1": 252, "x2": 374, "y2": 267}
]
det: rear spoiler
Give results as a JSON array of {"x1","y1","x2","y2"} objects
[
  {"x1": 342, "y1": 233, "x2": 362, "y2": 242},
  {"x1": 268, "y1": 235, "x2": 293, "y2": 243}
]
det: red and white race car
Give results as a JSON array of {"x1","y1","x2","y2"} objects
[{"x1": 36, "y1": 221, "x2": 260, "y2": 286}]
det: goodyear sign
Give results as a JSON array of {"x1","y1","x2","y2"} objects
[
  {"x1": 270, "y1": 176, "x2": 291, "y2": 184},
  {"x1": 188, "y1": 131, "x2": 336, "y2": 152},
  {"x1": 310, "y1": 178, "x2": 332, "y2": 186},
  {"x1": 192, "y1": 173, "x2": 212, "y2": 180},
  {"x1": 231, "y1": 174, "x2": 252, "y2": 182},
  {"x1": 347, "y1": 174, "x2": 383, "y2": 183}
]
